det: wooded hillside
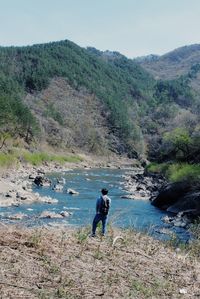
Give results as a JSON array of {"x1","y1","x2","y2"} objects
[{"x1": 0, "y1": 40, "x2": 199, "y2": 161}]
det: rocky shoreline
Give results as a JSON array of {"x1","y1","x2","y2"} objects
[
  {"x1": 123, "y1": 167, "x2": 200, "y2": 231},
  {"x1": 122, "y1": 168, "x2": 165, "y2": 200},
  {"x1": 0, "y1": 163, "x2": 69, "y2": 208},
  {"x1": 0, "y1": 155, "x2": 136, "y2": 208}
]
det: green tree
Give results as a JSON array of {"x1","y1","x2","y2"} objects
[{"x1": 163, "y1": 128, "x2": 192, "y2": 161}]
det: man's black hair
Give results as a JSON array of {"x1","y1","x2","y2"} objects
[{"x1": 101, "y1": 188, "x2": 108, "y2": 195}]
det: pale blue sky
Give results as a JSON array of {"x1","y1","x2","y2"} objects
[{"x1": 0, "y1": 0, "x2": 200, "y2": 57}]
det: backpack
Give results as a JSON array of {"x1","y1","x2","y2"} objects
[{"x1": 99, "y1": 196, "x2": 110, "y2": 215}]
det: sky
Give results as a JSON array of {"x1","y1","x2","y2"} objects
[{"x1": 0, "y1": 0, "x2": 200, "y2": 58}]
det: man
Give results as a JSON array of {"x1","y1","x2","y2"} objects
[{"x1": 91, "y1": 188, "x2": 111, "y2": 237}]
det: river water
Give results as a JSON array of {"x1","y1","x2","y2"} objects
[{"x1": 0, "y1": 168, "x2": 190, "y2": 241}]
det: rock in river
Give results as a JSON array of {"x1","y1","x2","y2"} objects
[
  {"x1": 151, "y1": 181, "x2": 192, "y2": 210},
  {"x1": 151, "y1": 181, "x2": 200, "y2": 216},
  {"x1": 8, "y1": 213, "x2": 27, "y2": 220},
  {"x1": 67, "y1": 188, "x2": 79, "y2": 195},
  {"x1": 39, "y1": 211, "x2": 63, "y2": 219}
]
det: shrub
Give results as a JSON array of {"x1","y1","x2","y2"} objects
[
  {"x1": 146, "y1": 162, "x2": 200, "y2": 183},
  {"x1": 0, "y1": 153, "x2": 17, "y2": 167},
  {"x1": 167, "y1": 163, "x2": 200, "y2": 182},
  {"x1": 146, "y1": 162, "x2": 169, "y2": 174}
]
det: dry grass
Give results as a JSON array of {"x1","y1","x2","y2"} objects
[{"x1": 0, "y1": 224, "x2": 199, "y2": 299}]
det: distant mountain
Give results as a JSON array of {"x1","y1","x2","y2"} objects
[
  {"x1": 134, "y1": 54, "x2": 160, "y2": 63},
  {"x1": 136, "y1": 44, "x2": 200, "y2": 80},
  {"x1": 87, "y1": 47, "x2": 123, "y2": 60},
  {"x1": 135, "y1": 44, "x2": 200, "y2": 162}
]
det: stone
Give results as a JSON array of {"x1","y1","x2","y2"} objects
[
  {"x1": 60, "y1": 211, "x2": 71, "y2": 217},
  {"x1": 136, "y1": 185, "x2": 146, "y2": 191},
  {"x1": 52, "y1": 184, "x2": 63, "y2": 191},
  {"x1": 16, "y1": 192, "x2": 28, "y2": 200},
  {"x1": 179, "y1": 288, "x2": 187, "y2": 294},
  {"x1": 120, "y1": 194, "x2": 135, "y2": 199},
  {"x1": 39, "y1": 211, "x2": 63, "y2": 219},
  {"x1": 37, "y1": 169, "x2": 45, "y2": 175},
  {"x1": 34, "y1": 176, "x2": 51, "y2": 187},
  {"x1": 8, "y1": 213, "x2": 27, "y2": 220},
  {"x1": 67, "y1": 188, "x2": 79, "y2": 195},
  {"x1": 139, "y1": 191, "x2": 147, "y2": 197},
  {"x1": 29, "y1": 174, "x2": 36, "y2": 180},
  {"x1": 173, "y1": 220, "x2": 187, "y2": 228},
  {"x1": 34, "y1": 176, "x2": 44, "y2": 186},
  {"x1": 161, "y1": 215, "x2": 174, "y2": 224},
  {"x1": 5, "y1": 192, "x2": 13, "y2": 198},
  {"x1": 22, "y1": 180, "x2": 32, "y2": 190},
  {"x1": 57, "y1": 178, "x2": 66, "y2": 184},
  {"x1": 40, "y1": 196, "x2": 58, "y2": 204},
  {"x1": 11, "y1": 203, "x2": 20, "y2": 207}
]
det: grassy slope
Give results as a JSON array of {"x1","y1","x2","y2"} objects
[{"x1": 0, "y1": 225, "x2": 199, "y2": 298}]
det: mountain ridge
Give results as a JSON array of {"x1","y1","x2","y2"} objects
[
  {"x1": 136, "y1": 43, "x2": 200, "y2": 80},
  {"x1": 0, "y1": 39, "x2": 199, "y2": 162},
  {"x1": 0, "y1": 40, "x2": 154, "y2": 157}
]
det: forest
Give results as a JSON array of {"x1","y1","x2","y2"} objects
[{"x1": 0, "y1": 40, "x2": 199, "y2": 165}]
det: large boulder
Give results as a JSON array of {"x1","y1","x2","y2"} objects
[
  {"x1": 152, "y1": 181, "x2": 200, "y2": 216},
  {"x1": 34, "y1": 176, "x2": 44, "y2": 186},
  {"x1": 34, "y1": 176, "x2": 51, "y2": 187},
  {"x1": 167, "y1": 191, "x2": 200, "y2": 215},
  {"x1": 151, "y1": 181, "x2": 192, "y2": 210}
]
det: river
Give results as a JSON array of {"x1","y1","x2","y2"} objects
[{"x1": 0, "y1": 168, "x2": 190, "y2": 241}]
